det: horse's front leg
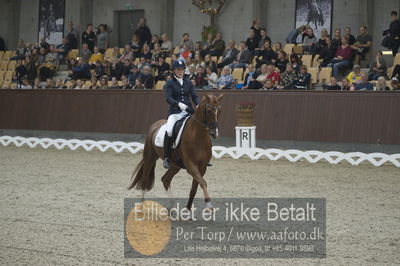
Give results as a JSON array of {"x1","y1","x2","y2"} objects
[{"x1": 186, "y1": 163, "x2": 212, "y2": 209}]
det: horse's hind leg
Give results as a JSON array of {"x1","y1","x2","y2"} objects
[
  {"x1": 187, "y1": 179, "x2": 199, "y2": 210},
  {"x1": 161, "y1": 166, "x2": 180, "y2": 208}
]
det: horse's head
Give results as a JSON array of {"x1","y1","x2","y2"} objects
[{"x1": 195, "y1": 93, "x2": 224, "y2": 139}]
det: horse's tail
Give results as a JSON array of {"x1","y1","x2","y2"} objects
[{"x1": 128, "y1": 134, "x2": 158, "y2": 191}]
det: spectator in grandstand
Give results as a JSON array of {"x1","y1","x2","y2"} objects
[
  {"x1": 204, "y1": 32, "x2": 226, "y2": 57},
  {"x1": 248, "y1": 64, "x2": 269, "y2": 90},
  {"x1": 135, "y1": 17, "x2": 151, "y2": 48},
  {"x1": 345, "y1": 27, "x2": 356, "y2": 45},
  {"x1": 388, "y1": 11, "x2": 400, "y2": 56},
  {"x1": 194, "y1": 65, "x2": 207, "y2": 89},
  {"x1": 256, "y1": 28, "x2": 272, "y2": 51},
  {"x1": 89, "y1": 77, "x2": 99, "y2": 89},
  {"x1": 160, "y1": 33, "x2": 172, "y2": 57},
  {"x1": 324, "y1": 77, "x2": 341, "y2": 90},
  {"x1": 18, "y1": 77, "x2": 33, "y2": 89},
  {"x1": 25, "y1": 56, "x2": 37, "y2": 82},
  {"x1": 110, "y1": 59, "x2": 123, "y2": 80},
  {"x1": 297, "y1": 26, "x2": 309, "y2": 44},
  {"x1": 215, "y1": 66, "x2": 233, "y2": 90},
  {"x1": 180, "y1": 33, "x2": 194, "y2": 51},
  {"x1": 119, "y1": 44, "x2": 134, "y2": 63},
  {"x1": 293, "y1": 65, "x2": 311, "y2": 90},
  {"x1": 33, "y1": 78, "x2": 43, "y2": 89},
  {"x1": 205, "y1": 66, "x2": 218, "y2": 89},
  {"x1": 138, "y1": 56, "x2": 151, "y2": 71},
  {"x1": 121, "y1": 59, "x2": 132, "y2": 77},
  {"x1": 352, "y1": 26, "x2": 372, "y2": 65},
  {"x1": 40, "y1": 37, "x2": 50, "y2": 52},
  {"x1": 251, "y1": 18, "x2": 263, "y2": 44},
  {"x1": 44, "y1": 78, "x2": 54, "y2": 89},
  {"x1": 275, "y1": 51, "x2": 289, "y2": 73},
  {"x1": 332, "y1": 29, "x2": 342, "y2": 49},
  {"x1": 102, "y1": 60, "x2": 111, "y2": 76},
  {"x1": 228, "y1": 42, "x2": 252, "y2": 69},
  {"x1": 93, "y1": 60, "x2": 104, "y2": 78},
  {"x1": 256, "y1": 40, "x2": 277, "y2": 68},
  {"x1": 66, "y1": 21, "x2": 79, "y2": 49},
  {"x1": 39, "y1": 45, "x2": 58, "y2": 81},
  {"x1": 79, "y1": 43, "x2": 93, "y2": 63},
  {"x1": 99, "y1": 76, "x2": 109, "y2": 89},
  {"x1": 303, "y1": 28, "x2": 318, "y2": 55},
  {"x1": 318, "y1": 36, "x2": 336, "y2": 68},
  {"x1": 266, "y1": 64, "x2": 281, "y2": 86},
  {"x1": 120, "y1": 78, "x2": 131, "y2": 90},
  {"x1": 201, "y1": 33, "x2": 214, "y2": 57},
  {"x1": 141, "y1": 43, "x2": 152, "y2": 61},
  {"x1": 290, "y1": 54, "x2": 302, "y2": 72},
  {"x1": 368, "y1": 51, "x2": 387, "y2": 80},
  {"x1": 354, "y1": 73, "x2": 373, "y2": 90},
  {"x1": 242, "y1": 64, "x2": 256, "y2": 90},
  {"x1": 66, "y1": 79, "x2": 76, "y2": 90},
  {"x1": 151, "y1": 43, "x2": 163, "y2": 63},
  {"x1": 278, "y1": 63, "x2": 298, "y2": 90},
  {"x1": 81, "y1": 24, "x2": 96, "y2": 52},
  {"x1": 185, "y1": 64, "x2": 196, "y2": 80},
  {"x1": 150, "y1": 34, "x2": 162, "y2": 50},
  {"x1": 132, "y1": 78, "x2": 144, "y2": 90},
  {"x1": 11, "y1": 39, "x2": 28, "y2": 60},
  {"x1": 328, "y1": 37, "x2": 353, "y2": 78},
  {"x1": 69, "y1": 57, "x2": 91, "y2": 80},
  {"x1": 390, "y1": 78, "x2": 400, "y2": 90},
  {"x1": 109, "y1": 77, "x2": 120, "y2": 89},
  {"x1": 217, "y1": 40, "x2": 238, "y2": 69},
  {"x1": 274, "y1": 42, "x2": 283, "y2": 53},
  {"x1": 30, "y1": 47, "x2": 40, "y2": 63},
  {"x1": 89, "y1": 46, "x2": 104, "y2": 67},
  {"x1": 54, "y1": 79, "x2": 65, "y2": 89},
  {"x1": 14, "y1": 60, "x2": 26, "y2": 85},
  {"x1": 375, "y1": 76, "x2": 390, "y2": 91},
  {"x1": 130, "y1": 34, "x2": 141, "y2": 58},
  {"x1": 37, "y1": 47, "x2": 47, "y2": 66},
  {"x1": 245, "y1": 29, "x2": 258, "y2": 53},
  {"x1": 261, "y1": 79, "x2": 277, "y2": 90},
  {"x1": 193, "y1": 53, "x2": 203, "y2": 70},
  {"x1": 341, "y1": 78, "x2": 352, "y2": 90},
  {"x1": 75, "y1": 79, "x2": 84, "y2": 90},
  {"x1": 154, "y1": 57, "x2": 170, "y2": 82},
  {"x1": 55, "y1": 38, "x2": 71, "y2": 63},
  {"x1": 139, "y1": 65, "x2": 154, "y2": 89},
  {"x1": 317, "y1": 28, "x2": 329, "y2": 50},
  {"x1": 127, "y1": 65, "x2": 139, "y2": 86},
  {"x1": 346, "y1": 64, "x2": 362, "y2": 84},
  {"x1": 179, "y1": 44, "x2": 192, "y2": 62},
  {"x1": 96, "y1": 24, "x2": 109, "y2": 54},
  {"x1": 286, "y1": 25, "x2": 307, "y2": 44},
  {"x1": 203, "y1": 54, "x2": 218, "y2": 74}
]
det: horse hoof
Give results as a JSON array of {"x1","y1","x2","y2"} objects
[
  {"x1": 207, "y1": 163, "x2": 213, "y2": 167},
  {"x1": 205, "y1": 202, "x2": 213, "y2": 209}
]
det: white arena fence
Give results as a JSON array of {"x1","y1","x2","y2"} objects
[{"x1": 1, "y1": 136, "x2": 399, "y2": 168}]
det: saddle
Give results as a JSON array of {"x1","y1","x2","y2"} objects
[{"x1": 154, "y1": 115, "x2": 191, "y2": 149}]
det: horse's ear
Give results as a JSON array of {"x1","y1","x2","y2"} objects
[
  {"x1": 217, "y1": 93, "x2": 224, "y2": 101},
  {"x1": 206, "y1": 93, "x2": 213, "y2": 102}
]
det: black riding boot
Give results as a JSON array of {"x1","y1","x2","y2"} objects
[{"x1": 163, "y1": 132, "x2": 172, "y2": 169}]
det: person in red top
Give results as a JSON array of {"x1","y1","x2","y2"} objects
[
  {"x1": 328, "y1": 37, "x2": 353, "y2": 77},
  {"x1": 266, "y1": 64, "x2": 281, "y2": 86}
]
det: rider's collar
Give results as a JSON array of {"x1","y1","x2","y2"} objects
[{"x1": 174, "y1": 75, "x2": 184, "y2": 85}]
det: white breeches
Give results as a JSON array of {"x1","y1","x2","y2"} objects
[{"x1": 165, "y1": 110, "x2": 188, "y2": 137}]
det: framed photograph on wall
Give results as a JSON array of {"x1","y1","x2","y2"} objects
[
  {"x1": 38, "y1": 0, "x2": 65, "y2": 45},
  {"x1": 295, "y1": 0, "x2": 333, "y2": 39}
]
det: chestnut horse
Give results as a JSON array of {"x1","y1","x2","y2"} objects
[{"x1": 128, "y1": 93, "x2": 223, "y2": 209}]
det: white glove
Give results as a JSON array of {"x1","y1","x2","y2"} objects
[{"x1": 178, "y1": 102, "x2": 188, "y2": 111}]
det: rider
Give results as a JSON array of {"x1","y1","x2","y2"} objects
[{"x1": 163, "y1": 60, "x2": 200, "y2": 169}]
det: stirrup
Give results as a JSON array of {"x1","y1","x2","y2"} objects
[{"x1": 163, "y1": 157, "x2": 171, "y2": 169}]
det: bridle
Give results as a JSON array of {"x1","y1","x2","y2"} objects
[{"x1": 191, "y1": 103, "x2": 221, "y2": 131}]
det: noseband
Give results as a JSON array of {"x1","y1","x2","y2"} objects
[{"x1": 191, "y1": 103, "x2": 220, "y2": 131}]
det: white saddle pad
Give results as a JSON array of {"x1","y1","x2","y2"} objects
[{"x1": 154, "y1": 116, "x2": 190, "y2": 149}]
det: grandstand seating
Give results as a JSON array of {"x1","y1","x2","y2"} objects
[
  {"x1": 232, "y1": 68, "x2": 244, "y2": 83},
  {"x1": 155, "y1": 80, "x2": 166, "y2": 90}
]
